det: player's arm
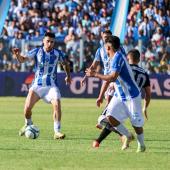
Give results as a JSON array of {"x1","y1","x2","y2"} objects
[
  {"x1": 86, "y1": 53, "x2": 123, "y2": 81},
  {"x1": 86, "y1": 68, "x2": 119, "y2": 82},
  {"x1": 61, "y1": 60, "x2": 72, "y2": 85},
  {"x1": 143, "y1": 86, "x2": 151, "y2": 120},
  {"x1": 85, "y1": 68, "x2": 118, "y2": 107},
  {"x1": 95, "y1": 72, "x2": 119, "y2": 81},
  {"x1": 12, "y1": 48, "x2": 29, "y2": 63},
  {"x1": 96, "y1": 80, "x2": 110, "y2": 107},
  {"x1": 81, "y1": 60, "x2": 100, "y2": 86},
  {"x1": 81, "y1": 46, "x2": 101, "y2": 87},
  {"x1": 58, "y1": 50, "x2": 71, "y2": 85}
]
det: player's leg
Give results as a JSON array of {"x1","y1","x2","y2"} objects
[
  {"x1": 106, "y1": 96, "x2": 134, "y2": 150},
  {"x1": 19, "y1": 89, "x2": 40, "y2": 136},
  {"x1": 47, "y1": 86, "x2": 65, "y2": 139},
  {"x1": 96, "y1": 82, "x2": 114, "y2": 129},
  {"x1": 129, "y1": 96, "x2": 145, "y2": 152},
  {"x1": 93, "y1": 126, "x2": 111, "y2": 148},
  {"x1": 107, "y1": 115, "x2": 135, "y2": 150},
  {"x1": 51, "y1": 99, "x2": 65, "y2": 139},
  {"x1": 96, "y1": 107, "x2": 108, "y2": 129},
  {"x1": 94, "y1": 112, "x2": 123, "y2": 148},
  {"x1": 105, "y1": 82, "x2": 114, "y2": 106},
  {"x1": 133, "y1": 126, "x2": 145, "y2": 152},
  {"x1": 93, "y1": 123, "x2": 123, "y2": 148}
]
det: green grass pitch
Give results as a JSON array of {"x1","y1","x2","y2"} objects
[{"x1": 0, "y1": 97, "x2": 170, "y2": 170}]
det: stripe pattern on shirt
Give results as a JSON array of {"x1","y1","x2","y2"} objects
[
  {"x1": 27, "y1": 47, "x2": 65, "y2": 86},
  {"x1": 109, "y1": 52, "x2": 140, "y2": 100}
]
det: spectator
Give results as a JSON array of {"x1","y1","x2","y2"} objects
[
  {"x1": 138, "y1": 16, "x2": 151, "y2": 38},
  {"x1": 151, "y1": 27, "x2": 164, "y2": 46},
  {"x1": 0, "y1": 0, "x2": 169, "y2": 74}
]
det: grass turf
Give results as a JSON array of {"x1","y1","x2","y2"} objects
[{"x1": 0, "y1": 97, "x2": 170, "y2": 170}]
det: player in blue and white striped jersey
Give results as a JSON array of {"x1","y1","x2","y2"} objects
[
  {"x1": 81, "y1": 30, "x2": 128, "y2": 144},
  {"x1": 81, "y1": 30, "x2": 126, "y2": 107},
  {"x1": 86, "y1": 36, "x2": 146, "y2": 152},
  {"x1": 12, "y1": 32, "x2": 71, "y2": 140},
  {"x1": 93, "y1": 49, "x2": 151, "y2": 150}
]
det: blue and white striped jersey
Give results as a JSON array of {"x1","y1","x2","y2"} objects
[
  {"x1": 109, "y1": 52, "x2": 140, "y2": 100},
  {"x1": 119, "y1": 45, "x2": 126, "y2": 57},
  {"x1": 94, "y1": 46, "x2": 109, "y2": 75},
  {"x1": 26, "y1": 47, "x2": 65, "y2": 87},
  {"x1": 94, "y1": 45, "x2": 126, "y2": 75}
]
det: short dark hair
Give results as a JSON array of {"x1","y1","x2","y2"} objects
[
  {"x1": 105, "y1": 35, "x2": 120, "y2": 51},
  {"x1": 103, "y1": 30, "x2": 112, "y2": 35},
  {"x1": 44, "y1": 32, "x2": 55, "y2": 38},
  {"x1": 127, "y1": 49, "x2": 140, "y2": 62}
]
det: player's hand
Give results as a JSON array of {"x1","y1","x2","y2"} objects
[
  {"x1": 65, "y1": 76, "x2": 72, "y2": 85},
  {"x1": 12, "y1": 48, "x2": 20, "y2": 56},
  {"x1": 85, "y1": 68, "x2": 96, "y2": 77},
  {"x1": 96, "y1": 97, "x2": 103, "y2": 107},
  {"x1": 143, "y1": 108, "x2": 148, "y2": 120},
  {"x1": 80, "y1": 77, "x2": 86, "y2": 87}
]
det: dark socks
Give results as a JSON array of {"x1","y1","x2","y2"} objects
[
  {"x1": 96, "y1": 127, "x2": 111, "y2": 143},
  {"x1": 96, "y1": 123, "x2": 123, "y2": 144},
  {"x1": 106, "y1": 123, "x2": 123, "y2": 136}
]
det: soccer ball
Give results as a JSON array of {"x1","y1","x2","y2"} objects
[{"x1": 25, "y1": 125, "x2": 40, "y2": 139}]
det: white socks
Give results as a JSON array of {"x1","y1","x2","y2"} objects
[
  {"x1": 54, "y1": 121, "x2": 61, "y2": 133},
  {"x1": 137, "y1": 133, "x2": 145, "y2": 146},
  {"x1": 25, "y1": 118, "x2": 33, "y2": 125},
  {"x1": 115, "y1": 124, "x2": 131, "y2": 137}
]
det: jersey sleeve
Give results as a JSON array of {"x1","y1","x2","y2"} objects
[
  {"x1": 143, "y1": 73, "x2": 150, "y2": 87},
  {"x1": 26, "y1": 48, "x2": 38, "y2": 58},
  {"x1": 110, "y1": 53, "x2": 124, "y2": 73},
  {"x1": 56, "y1": 50, "x2": 66, "y2": 63},
  {"x1": 94, "y1": 48, "x2": 101, "y2": 61},
  {"x1": 120, "y1": 45, "x2": 126, "y2": 56}
]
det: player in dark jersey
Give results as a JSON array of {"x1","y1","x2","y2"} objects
[
  {"x1": 93, "y1": 49, "x2": 151, "y2": 148},
  {"x1": 128, "y1": 49, "x2": 151, "y2": 120}
]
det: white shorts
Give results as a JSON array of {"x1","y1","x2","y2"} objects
[
  {"x1": 29, "y1": 85, "x2": 61, "y2": 103},
  {"x1": 105, "y1": 82, "x2": 115, "y2": 98},
  {"x1": 106, "y1": 95, "x2": 144, "y2": 127}
]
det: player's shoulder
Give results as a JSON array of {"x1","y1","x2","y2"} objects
[
  {"x1": 53, "y1": 48, "x2": 61, "y2": 53},
  {"x1": 131, "y1": 64, "x2": 147, "y2": 74},
  {"x1": 27, "y1": 47, "x2": 40, "y2": 56},
  {"x1": 95, "y1": 46, "x2": 103, "y2": 57},
  {"x1": 115, "y1": 51, "x2": 123, "y2": 59},
  {"x1": 120, "y1": 46, "x2": 126, "y2": 56},
  {"x1": 29, "y1": 47, "x2": 39, "y2": 53},
  {"x1": 96, "y1": 46, "x2": 103, "y2": 52},
  {"x1": 53, "y1": 48, "x2": 65, "y2": 56}
]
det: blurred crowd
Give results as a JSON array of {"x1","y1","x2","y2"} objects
[{"x1": 0, "y1": 0, "x2": 169, "y2": 74}]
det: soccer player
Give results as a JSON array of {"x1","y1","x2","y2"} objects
[
  {"x1": 80, "y1": 30, "x2": 112, "y2": 98},
  {"x1": 127, "y1": 49, "x2": 151, "y2": 119},
  {"x1": 81, "y1": 30, "x2": 125, "y2": 141},
  {"x1": 93, "y1": 49, "x2": 151, "y2": 148},
  {"x1": 81, "y1": 30, "x2": 126, "y2": 106},
  {"x1": 12, "y1": 32, "x2": 71, "y2": 139},
  {"x1": 86, "y1": 36, "x2": 146, "y2": 152}
]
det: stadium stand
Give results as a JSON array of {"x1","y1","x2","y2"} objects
[{"x1": 0, "y1": 0, "x2": 169, "y2": 74}]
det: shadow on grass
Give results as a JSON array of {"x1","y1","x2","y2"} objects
[{"x1": 146, "y1": 139, "x2": 170, "y2": 142}]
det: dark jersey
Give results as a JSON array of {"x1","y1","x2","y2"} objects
[{"x1": 130, "y1": 64, "x2": 150, "y2": 91}]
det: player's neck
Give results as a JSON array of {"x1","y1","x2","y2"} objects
[
  {"x1": 129, "y1": 60, "x2": 138, "y2": 65},
  {"x1": 109, "y1": 51, "x2": 116, "y2": 59},
  {"x1": 43, "y1": 46, "x2": 53, "y2": 53}
]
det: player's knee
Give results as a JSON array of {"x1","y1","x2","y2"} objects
[
  {"x1": 106, "y1": 115, "x2": 120, "y2": 126},
  {"x1": 133, "y1": 126, "x2": 143, "y2": 134}
]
